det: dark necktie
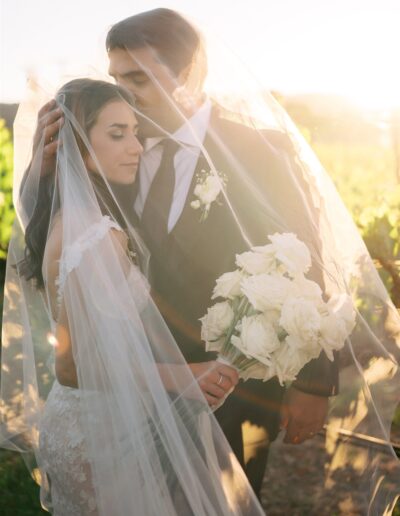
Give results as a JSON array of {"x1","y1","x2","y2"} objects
[{"x1": 141, "y1": 139, "x2": 180, "y2": 253}]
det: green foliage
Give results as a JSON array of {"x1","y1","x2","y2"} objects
[
  {"x1": 311, "y1": 140, "x2": 400, "y2": 306},
  {"x1": 0, "y1": 119, "x2": 15, "y2": 260},
  {"x1": 0, "y1": 450, "x2": 45, "y2": 515},
  {"x1": 313, "y1": 141, "x2": 396, "y2": 218},
  {"x1": 356, "y1": 187, "x2": 400, "y2": 304}
]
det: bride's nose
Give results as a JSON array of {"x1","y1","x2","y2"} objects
[{"x1": 127, "y1": 136, "x2": 143, "y2": 156}]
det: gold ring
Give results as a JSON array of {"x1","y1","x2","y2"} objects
[
  {"x1": 49, "y1": 136, "x2": 54, "y2": 143},
  {"x1": 217, "y1": 374, "x2": 224, "y2": 386}
]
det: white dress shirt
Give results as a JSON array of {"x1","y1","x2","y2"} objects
[{"x1": 134, "y1": 99, "x2": 212, "y2": 233}]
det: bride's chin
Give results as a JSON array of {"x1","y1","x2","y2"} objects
[
  {"x1": 118, "y1": 174, "x2": 137, "y2": 185},
  {"x1": 107, "y1": 171, "x2": 137, "y2": 185}
]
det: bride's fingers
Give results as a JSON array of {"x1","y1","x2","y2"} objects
[
  {"x1": 216, "y1": 364, "x2": 239, "y2": 386},
  {"x1": 204, "y1": 393, "x2": 220, "y2": 407},
  {"x1": 214, "y1": 374, "x2": 231, "y2": 392},
  {"x1": 210, "y1": 370, "x2": 234, "y2": 394},
  {"x1": 199, "y1": 379, "x2": 225, "y2": 399}
]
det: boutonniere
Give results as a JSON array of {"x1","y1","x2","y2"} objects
[{"x1": 190, "y1": 169, "x2": 228, "y2": 222}]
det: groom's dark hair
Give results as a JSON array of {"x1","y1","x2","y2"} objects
[{"x1": 106, "y1": 8, "x2": 204, "y2": 77}]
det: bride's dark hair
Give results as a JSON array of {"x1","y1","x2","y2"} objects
[{"x1": 21, "y1": 79, "x2": 136, "y2": 288}]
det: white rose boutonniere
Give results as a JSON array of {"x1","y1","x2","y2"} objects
[{"x1": 190, "y1": 169, "x2": 227, "y2": 222}]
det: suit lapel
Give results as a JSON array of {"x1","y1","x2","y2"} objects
[{"x1": 168, "y1": 111, "x2": 230, "y2": 257}]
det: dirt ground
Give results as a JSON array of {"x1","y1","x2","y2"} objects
[{"x1": 261, "y1": 432, "x2": 400, "y2": 515}]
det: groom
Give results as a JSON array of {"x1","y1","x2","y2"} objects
[
  {"x1": 37, "y1": 8, "x2": 338, "y2": 497},
  {"x1": 104, "y1": 8, "x2": 338, "y2": 497}
]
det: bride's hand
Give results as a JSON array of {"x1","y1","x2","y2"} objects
[{"x1": 189, "y1": 361, "x2": 239, "y2": 407}]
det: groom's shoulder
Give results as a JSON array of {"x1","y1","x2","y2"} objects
[{"x1": 210, "y1": 104, "x2": 294, "y2": 156}]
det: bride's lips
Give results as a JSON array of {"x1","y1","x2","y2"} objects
[{"x1": 120, "y1": 162, "x2": 139, "y2": 167}]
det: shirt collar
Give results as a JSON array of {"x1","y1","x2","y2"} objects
[{"x1": 143, "y1": 98, "x2": 212, "y2": 153}]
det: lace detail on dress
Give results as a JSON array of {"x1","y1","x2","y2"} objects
[
  {"x1": 39, "y1": 381, "x2": 98, "y2": 515},
  {"x1": 55, "y1": 216, "x2": 122, "y2": 307}
]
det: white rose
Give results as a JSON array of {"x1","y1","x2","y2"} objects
[
  {"x1": 205, "y1": 337, "x2": 225, "y2": 353},
  {"x1": 235, "y1": 250, "x2": 276, "y2": 275},
  {"x1": 271, "y1": 339, "x2": 309, "y2": 385},
  {"x1": 327, "y1": 294, "x2": 356, "y2": 335},
  {"x1": 236, "y1": 314, "x2": 281, "y2": 364},
  {"x1": 241, "y1": 273, "x2": 292, "y2": 311},
  {"x1": 212, "y1": 270, "x2": 244, "y2": 300},
  {"x1": 291, "y1": 276, "x2": 323, "y2": 306},
  {"x1": 285, "y1": 333, "x2": 321, "y2": 361},
  {"x1": 269, "y1": 233, "x2": 312, "y2": 277},
  {"x1": 200, "y1": 301, "x2": 234, "y2": 344},
  {"x1": 240, "y1": 362, "x2": 272, "y2": 381},
  {"x1": 279, "y1": 297, "x2": 321, "y2": 347},
  {"x1": 319, "y1": 314, "x2": 346, "y2": 361},
  {"x1": 263, "y1": 309, "x2": 281, "y2": 331},
  {"x1": 251, "y1": 243, "x2": 275, "y2": 256},
  {"x1": 190, "y1": 200, "x2": 201, "y2": 210},
  {"x1": 231, "y1": 335, "x2": 272, "y2": 368},
  {"x1": 319, "y1": 294, "x2": 355, "y2": 360},
  {"x1": 194, "y1": 175, "x2": 222, "y2": 205}
]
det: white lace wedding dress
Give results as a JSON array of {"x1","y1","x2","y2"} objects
[{"x1": 38, "y1": 216, "x2": 143, "y2": 516}]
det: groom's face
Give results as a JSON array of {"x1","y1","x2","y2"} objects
[{"x1": 108, "y1": 47, "x2": 183, "y2": 137}]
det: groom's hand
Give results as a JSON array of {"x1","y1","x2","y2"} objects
[
  {"x1": 280, "y1": 386, "x2": 328, "y2": 444},
  {"x1": 189, "y1": 361, "x2": 239, "y2": 407},
  {"x1": 32, "y1": 100, "x2": 64, "y2": 177}
]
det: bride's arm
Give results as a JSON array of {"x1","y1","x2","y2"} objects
[
  {"x1": 55, "y1": 310, "x2": 78, "y2": 388},
  {"x1": 48, "y1": 227, "x2": 175, "y2": 390},
  {"x1": 43, "y1": 217, "x2": 79, "y2": 387}
]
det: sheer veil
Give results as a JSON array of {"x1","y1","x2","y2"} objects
[
  {"x1": 1, "y1": 6, "x2": 400, "y2": 515},
  {"x1": 102, "y1": 9, "x2": 400, "y2": 513},
  {"x1": 0, "y1": 78, "x2": 264, "y2": 515}
]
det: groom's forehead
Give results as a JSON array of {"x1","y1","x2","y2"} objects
[{"x1": 108, "y1": 47, "x2": 163, "y2": 75}]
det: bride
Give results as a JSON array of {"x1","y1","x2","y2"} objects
[{"x1": 0, "y1": 78, "x2": 262, "y2": 515}]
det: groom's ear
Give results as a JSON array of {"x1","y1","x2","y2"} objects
[{"x1": 177, "y1": 63, "x2": 191, "y2": 86}]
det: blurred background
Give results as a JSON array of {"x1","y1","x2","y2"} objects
[{"x1": 0, "y1": 0, "x2": 399, "y2": 513}]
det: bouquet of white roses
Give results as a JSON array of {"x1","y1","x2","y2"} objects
[{"x1": 200, "y1": 233, "x2": 356, "y2": 385}]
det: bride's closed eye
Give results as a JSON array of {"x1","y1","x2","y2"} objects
[{"x1": 110, "y1": 133, "x2": 124, "y2": 140}]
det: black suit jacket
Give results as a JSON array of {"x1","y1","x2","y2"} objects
[{"x1": 143, "y1": 106, "x2": 338, "y2": 443}]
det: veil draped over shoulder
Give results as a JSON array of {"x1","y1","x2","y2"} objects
[
  {"x1": 102, "y1": 9, "x2": 399, "y2": 514},
  {"x1": 0, "y1": 78, "x2": 264, "y2": 515}
]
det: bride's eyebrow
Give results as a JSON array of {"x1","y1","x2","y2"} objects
[{"x1": 108, "y1": 123, "x2": 139, "y2": 130}]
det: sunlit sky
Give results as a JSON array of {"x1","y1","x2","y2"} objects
[{"x1": 1, "y1": 0, "x2": 399, "y2": 110}]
